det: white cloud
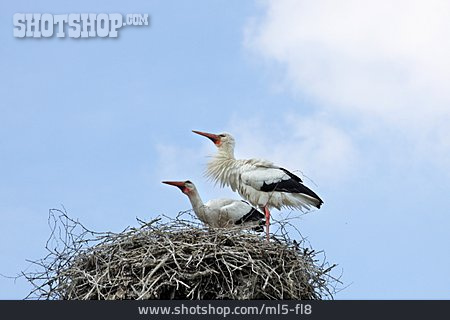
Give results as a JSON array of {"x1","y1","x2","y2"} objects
[{"x1": 245, "y1": 0, "x2": 450, "y2": 167}]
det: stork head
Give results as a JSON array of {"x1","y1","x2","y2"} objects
[
  {"x1": 162, "y1": 180, "x2": 196, "y2": 195},
  {"x1": 192, "y1": 130, "x2": 235, "y2": 154}
]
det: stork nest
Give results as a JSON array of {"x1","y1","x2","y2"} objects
[{"x1": 23, "y1": 209, "x2": 339, "y2": 300}]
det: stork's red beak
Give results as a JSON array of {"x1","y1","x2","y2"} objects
[
  {"x1": 162, "y1": 181, "x2": 185, "y2": 187},
  {"x1": 162, "y1": 181, "x2": 186, "y2": 192},
  {"x1": 192, "y1": 130, "x2": 220, "y2": 145}
]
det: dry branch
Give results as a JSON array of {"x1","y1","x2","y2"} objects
[{"x1": 23, "y1": 208, "x2": 339, "y2": 300}]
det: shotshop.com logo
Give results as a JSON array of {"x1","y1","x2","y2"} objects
[{"x1": 13, "y1": 13, "x2": 149, "y2": 38}]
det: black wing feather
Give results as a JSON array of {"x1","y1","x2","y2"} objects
[
  {"x1": 234, "y1": 202, "x2": 265, "y2": 232},
  {"x1": 280, "y1": 167, "x2": 303, "y2": 183},
  {"x1": 260, "y1": 168, "x2": 323, "y2": 207}
]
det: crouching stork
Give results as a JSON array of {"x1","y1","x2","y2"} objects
[{"x1": 162, "y1": 180, "x2": 265, "y2": 230}]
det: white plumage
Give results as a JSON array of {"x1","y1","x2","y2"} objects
[
  {"x1": 162, "y1": 180, "x2": 264, "y2": 229},
  {"x1": 193, "y1": 130, "x2": 323, "y2": 240}
]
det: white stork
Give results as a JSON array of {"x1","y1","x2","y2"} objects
[
  {"x1": 192, "y1": 130, "x2": 323, "y2": 240},
  {"x1": 162, "y1": 180, "x2": 265, "y2": 230}
]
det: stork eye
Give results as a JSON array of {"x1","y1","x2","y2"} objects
[{"x1": 218, "y1": 134, "x2": 225, "y2": 138}]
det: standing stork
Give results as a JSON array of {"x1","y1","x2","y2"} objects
[
  {"x1": 192, "y1": 130, "x2": 323, "y2": 241},
  {"x1": 162, "y1": 180, "x2": 265, "y2": 230}
]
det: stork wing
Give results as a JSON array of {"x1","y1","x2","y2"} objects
[
  {"x1": 240, "y1": 166, "x2": 322, "y2": 204},
  {"x1": 218, "y1": 200, "x2": 264, "y2": 224}
]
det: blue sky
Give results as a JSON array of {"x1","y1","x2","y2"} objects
[{"x1": 1, "y1": 0, "x2": 450, "y2": 299}]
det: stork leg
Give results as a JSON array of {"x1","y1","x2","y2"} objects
[{"x1": 263, "y1": 206, "x2": 270, "y2": 241}]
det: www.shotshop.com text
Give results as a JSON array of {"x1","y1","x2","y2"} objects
[{"x1": 137, "y1": 303, "x2": 313, "y2": 317}]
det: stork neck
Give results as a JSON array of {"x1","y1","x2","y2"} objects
[
  {"x1": 186, "y1": 189, "x2": 206, "y2": 221},
  {"x1": 217, "y1": 146, "x2": 235, "y2": 159}
]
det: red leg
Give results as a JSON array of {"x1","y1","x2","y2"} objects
[{"x1": 264, "y1": 206, "x2": 270, "y2": 241}]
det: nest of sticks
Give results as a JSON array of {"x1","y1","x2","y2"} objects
[{"x1": 23, "y1": 209, "x2": 339, "y2": 300}]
